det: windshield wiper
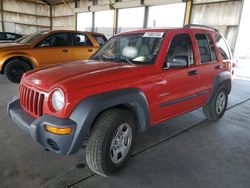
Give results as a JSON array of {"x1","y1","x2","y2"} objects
[
  {"x1": 119, "y1": 56, "x2": 133, "y2": 65},
  {"x1": 92, "y1": 56, "x2": 133, "y2": 65},
  {"x1": 91, "y1": 56, "x2": 107, "y2": 61},
  {"x1": 107, "y1": 56, "x2": 133, "y2": 65}
]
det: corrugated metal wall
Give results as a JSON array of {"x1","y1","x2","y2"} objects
[
  {"x1": 0, "y1": 0, "x2": 50, "y2": 34},
  {"x1": 52, "y1": 2, "x2": 75, "y2": 30}
]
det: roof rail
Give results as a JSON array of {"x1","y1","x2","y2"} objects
[{"x1": 184, "y1": 24, "x2": 219, "y2": 32}]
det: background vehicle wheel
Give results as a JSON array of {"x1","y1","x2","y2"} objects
[
  {"x1": 203, "y1": 86, "x2": 228, "y2": 121},
  {"x1": 4, "y1": 59, "x2": 31, "y2": 83},
  {"x1": 86, "y1": 108, "x2": 136, "y2": 177}
]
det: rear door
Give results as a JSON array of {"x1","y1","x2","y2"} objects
[
  {"x1": 69, "y1": 33, "x2": 98, "y2": 61},
  {"x1": 33, "y1": 32, "x2": 71, "y2": 66},
  {"x1": 194, "y1": 33, "x2": 220, "y2": 93},
  {"x1": 154, "y1": 32, "x2": 203, "y2": 123}
]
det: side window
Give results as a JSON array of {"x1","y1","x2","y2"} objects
[
  {"x1": 206, "y1": 34, "x2": 217, "y2": 61},
  {"x1": 14, "y1": 34, "x2": 22, "y2": 40},
  {"x1": 72, "y1": 33, "x2": 92, "y2": 46},
  {"x1": 0, "y1": 33, "x2": 7, "y2": 40},
  {"x1": 195, "y1": 34, "x2": 212, "y2": 64},
  {"x1": 92, "y1": 34, "x2": 107, "y2": 46},
  {"x1": 37, "y1": 33, "x2": 69, "y2": 47},
  {"x1": 216, "y1": 34, "x2": 231, "y2": 60},
  {"x1": 6, "y1": 34, "x2": 16, "y2": 40},
  {"x1": 165, "y1": 34, "x2": 194, "y2": 68}
]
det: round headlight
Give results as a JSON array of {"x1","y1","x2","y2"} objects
[{"x1": 51, "y1": 89, "x2": 65, "y2": 112}]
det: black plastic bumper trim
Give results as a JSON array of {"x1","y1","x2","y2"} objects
[{"x1": 7, "y1": 98, "x2": 77, "y2": 155}]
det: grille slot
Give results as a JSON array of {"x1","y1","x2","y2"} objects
[{"x1": 19, "y1": 84, "x2": 45, "y2": 117}]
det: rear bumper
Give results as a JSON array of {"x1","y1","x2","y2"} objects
[{"x1": 7, "y1": 98, "x2": 78, "y2": 155}]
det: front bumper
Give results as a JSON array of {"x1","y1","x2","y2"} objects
[{"x1": 7, "y1": 98, "x2": 77, "y2": 155}]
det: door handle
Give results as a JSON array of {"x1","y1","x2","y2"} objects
[
  {"x1": 62, "y1": 49, "x2": 68, "y2": 52},
  {"x1": 215, "y1": 65, "x2": 222, "y2": 70},
  {"x1": 88, "y1": 49, "x2": 93, "y2": 52},
  {"x1": 188, "y1": 70, "x2": 199, "y2": 76}
]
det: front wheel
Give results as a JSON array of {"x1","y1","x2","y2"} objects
[
  {"x1": 86, "y1": 108, "x2": 136, "y2": 177},
  {"x1": 203, "y1": 86, "x2": 228, "y2": 121},
  {"x1": 4, "y1": 60, "x2": 31, "y2": 83}
]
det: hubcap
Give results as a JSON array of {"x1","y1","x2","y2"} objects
[
  {"x1": 216, "y1": 91, "x2": 226, "y2": 115},
  {"x1": 11, "y1": 67, "x2": 25, "y2": 79},
  {"x1": 110, "y1": 123, "x2": 132, "y2": 164}
]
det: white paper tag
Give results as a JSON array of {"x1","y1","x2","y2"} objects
[{"x1": 143, "y1": 32, "x2": 164, "y2": 38}]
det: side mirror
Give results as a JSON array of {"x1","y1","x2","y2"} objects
[{"x1": 165, "y1": 56, "x2": 189, "y2": 69}]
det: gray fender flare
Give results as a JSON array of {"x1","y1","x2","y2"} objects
[
  {"x1": 207, "y1": 71, "x2": 232, "y2": 103},
  {"x1": 67, "y1": 88, "x2": 150, "y2": 154}
]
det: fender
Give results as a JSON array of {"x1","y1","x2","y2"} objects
[
  {"x1": 1, "y1": 52, "x2": 38, "y2": 70},
  {"x1": 207, "y1": 71, "x2": 232, "y2": 103},
  {"x1": 67, "y1": 88, "x2": 150, "y2": 154}
]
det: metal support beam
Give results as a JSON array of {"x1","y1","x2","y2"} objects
[
  {"x1": 0, "y1": 0, "x2": 4, "y2": 32},
  {"x1": 183, "y1": 0, "x2": 193, "y2": 26},
  {"x1": 40, "y1": 0, "x2": 50, "y2": 5},
  {"x1": 74, "y1": 0, "x2": 77, "y2": 30},
  {"x1": 193, "y1": 0, "x2": 241, "y2": 6},
  {"x1": 113, "y1": 9, "x2": 118, "y2": 34},
  {"x1": 143, "y1": 6, "x2": 149, "y2": 28},
  {"x1": 62, "y1": 0, "x2": 74, "y2": 11},
  {"x1": 50, "y1": 5, "x2": 52, "y2": 30},
  {"x1": 92, "y1": 12, "x2": 95, "y2": 32}
]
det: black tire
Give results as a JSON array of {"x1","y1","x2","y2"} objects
[
  {"x1": 4, "y1": 59, "x2": 31, "y2": 83},
  {"x1": 203, "y1": 86, "x2": 228, "y2": 121},
  {"x1": 86, "y1": 108, "x2": 136, "y2": 177}
]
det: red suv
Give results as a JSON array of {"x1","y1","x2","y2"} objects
[{"x1": 8, "y1": 25, "x2": 233, "y2": 177}]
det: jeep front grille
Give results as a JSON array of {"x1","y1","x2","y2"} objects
[{"x1": 19, "y1": 84, "x2": 45, "y2": 117}]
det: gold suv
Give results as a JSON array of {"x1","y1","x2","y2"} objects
[{"x1": 0, "y1": 30, "x2": 107, "y2": 83}]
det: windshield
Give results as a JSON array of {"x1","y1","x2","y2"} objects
[
  {"x1": 15, "y1": 35, "x2": 28, "y2": 43},
  {"x1": 19, "y1": 30, "x2": 49, "y2": 45},
  {"x1": 92, "y1": 32, "x2": 165, "y2": 64}
]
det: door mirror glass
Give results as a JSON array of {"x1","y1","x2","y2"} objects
[{"x1": 166, "y1": 55, "x2": 188, "y2": 69}]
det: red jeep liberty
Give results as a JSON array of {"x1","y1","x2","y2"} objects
[{"x1": 8, "y1": 25, "x2": 233, "y2": 177}]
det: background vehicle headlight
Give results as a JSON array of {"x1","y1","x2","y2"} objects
[{"x1": 51, "y1": 89, "x2": 65, "y2": 112}]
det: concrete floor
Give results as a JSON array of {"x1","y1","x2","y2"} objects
[{"x1": 0, "y1": 65, "x2": 250, "y2": 187}]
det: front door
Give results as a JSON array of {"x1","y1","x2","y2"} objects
[
  {"x1": 33, "y1": 32, "x2": 71, "y2": 67},
  {"x1": 154, "y1": 32, "x2": 202, "y2": 123}
]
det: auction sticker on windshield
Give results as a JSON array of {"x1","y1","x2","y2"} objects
[{"x1": 143, "y1": 32, "x2": 164, "y2": 38}]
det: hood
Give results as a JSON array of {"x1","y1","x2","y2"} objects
[
  {"x1": 22, "y1": 60, "x2": 151, "y2": 92},
  {"x1": 0, "y1": 43, "x2": 30, "y2": 50}
]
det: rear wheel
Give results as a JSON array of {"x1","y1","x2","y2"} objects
[
  {"x1": 86, "y1": 108, "x2": 136, "y2": 177},
  {"x1": 203, "y1": 86, "x2": 228, "y2": 120},
  {"x1": 4, "y1": 59, "x2": 31, "y2": 83}
]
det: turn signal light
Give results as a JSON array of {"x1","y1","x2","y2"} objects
[{"x1": 45, "y1": 125, "x2": 72, "y2": 135}]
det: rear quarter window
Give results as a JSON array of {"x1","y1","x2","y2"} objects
[
  {"x1": 72, "y1": 33, "x2": 93, "y2": 46},
  {"x1": 216, "y1": 34, "x2": 232, "y2": 60},
  {"x1": 92, "y1": 34, "x2": 107, "y2": 46}
]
